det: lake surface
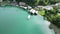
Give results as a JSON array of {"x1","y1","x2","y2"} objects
[{"x1": 0, "y1": 6, "x2": 55, "y2": 34}]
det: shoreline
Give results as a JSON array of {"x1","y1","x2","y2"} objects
[{"x1": 50, "y1": 24, "x2": 60, "y2": 34}]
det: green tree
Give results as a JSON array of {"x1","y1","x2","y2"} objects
[
  {"x1": 43, "y1": 6, "x2": 60, "y2": 28},
  {"x1": 51, "y1": 15, "x2": 60, "y2": 28},
  {"x1": 35, "y1": 0, "x2": 40, "y2": 5},
  {"x1": 43, "y1": 0, "x2": 50, "y2": 5}
]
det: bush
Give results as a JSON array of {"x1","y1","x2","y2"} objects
[{"x1": 38, "y1": 8, "x2": 45, "y2": 16}]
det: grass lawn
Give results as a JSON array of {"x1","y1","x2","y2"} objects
[{"x1": 38, "y1": 10, "x2": 45, "y2": 16}]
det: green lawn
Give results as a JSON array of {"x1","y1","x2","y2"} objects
[{"x1": 38, "y1": 10, "x2": 45, "y2": 16}]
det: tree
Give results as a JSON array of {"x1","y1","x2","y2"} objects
[
  {"x1": 16, "y1": 0, "x2": 36, "y2": 7},
  {"x1": 34, "y1": 0, "x2": 40, "y2": 5},
  {"x1": 43, "y1": 6, "x2": 60, "y2": 28},
  {"x1": 51, "y1": 15, "x2": 60, "y2": 28},
  {"x1": 42, "y1": 0, "x2": 50, "y2": 5}
]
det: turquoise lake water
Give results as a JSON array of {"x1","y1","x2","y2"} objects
[{"x1": 0, "y1": 6, "x2": 55, "y2": 34}]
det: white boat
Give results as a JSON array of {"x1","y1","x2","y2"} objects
[
  {"x1": 27, "y1": 15, "x2": 31, "y2": 20},
  {"x1": 29, "y1": 9, "x2": 38, "y2": 14},
  {"x1": 23, "y1": 7, "x2": 27, "y2": 9},
  {"x1": 29, "y1": 9, "x2": 35, "y2": 14}
]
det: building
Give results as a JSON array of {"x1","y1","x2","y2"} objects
[
  {"x1": 0, "y1": 0, "x2": 3, "y2": 2},
  {"x1": 19, "y1": 2, "x2": 25, "y2": 6}
]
